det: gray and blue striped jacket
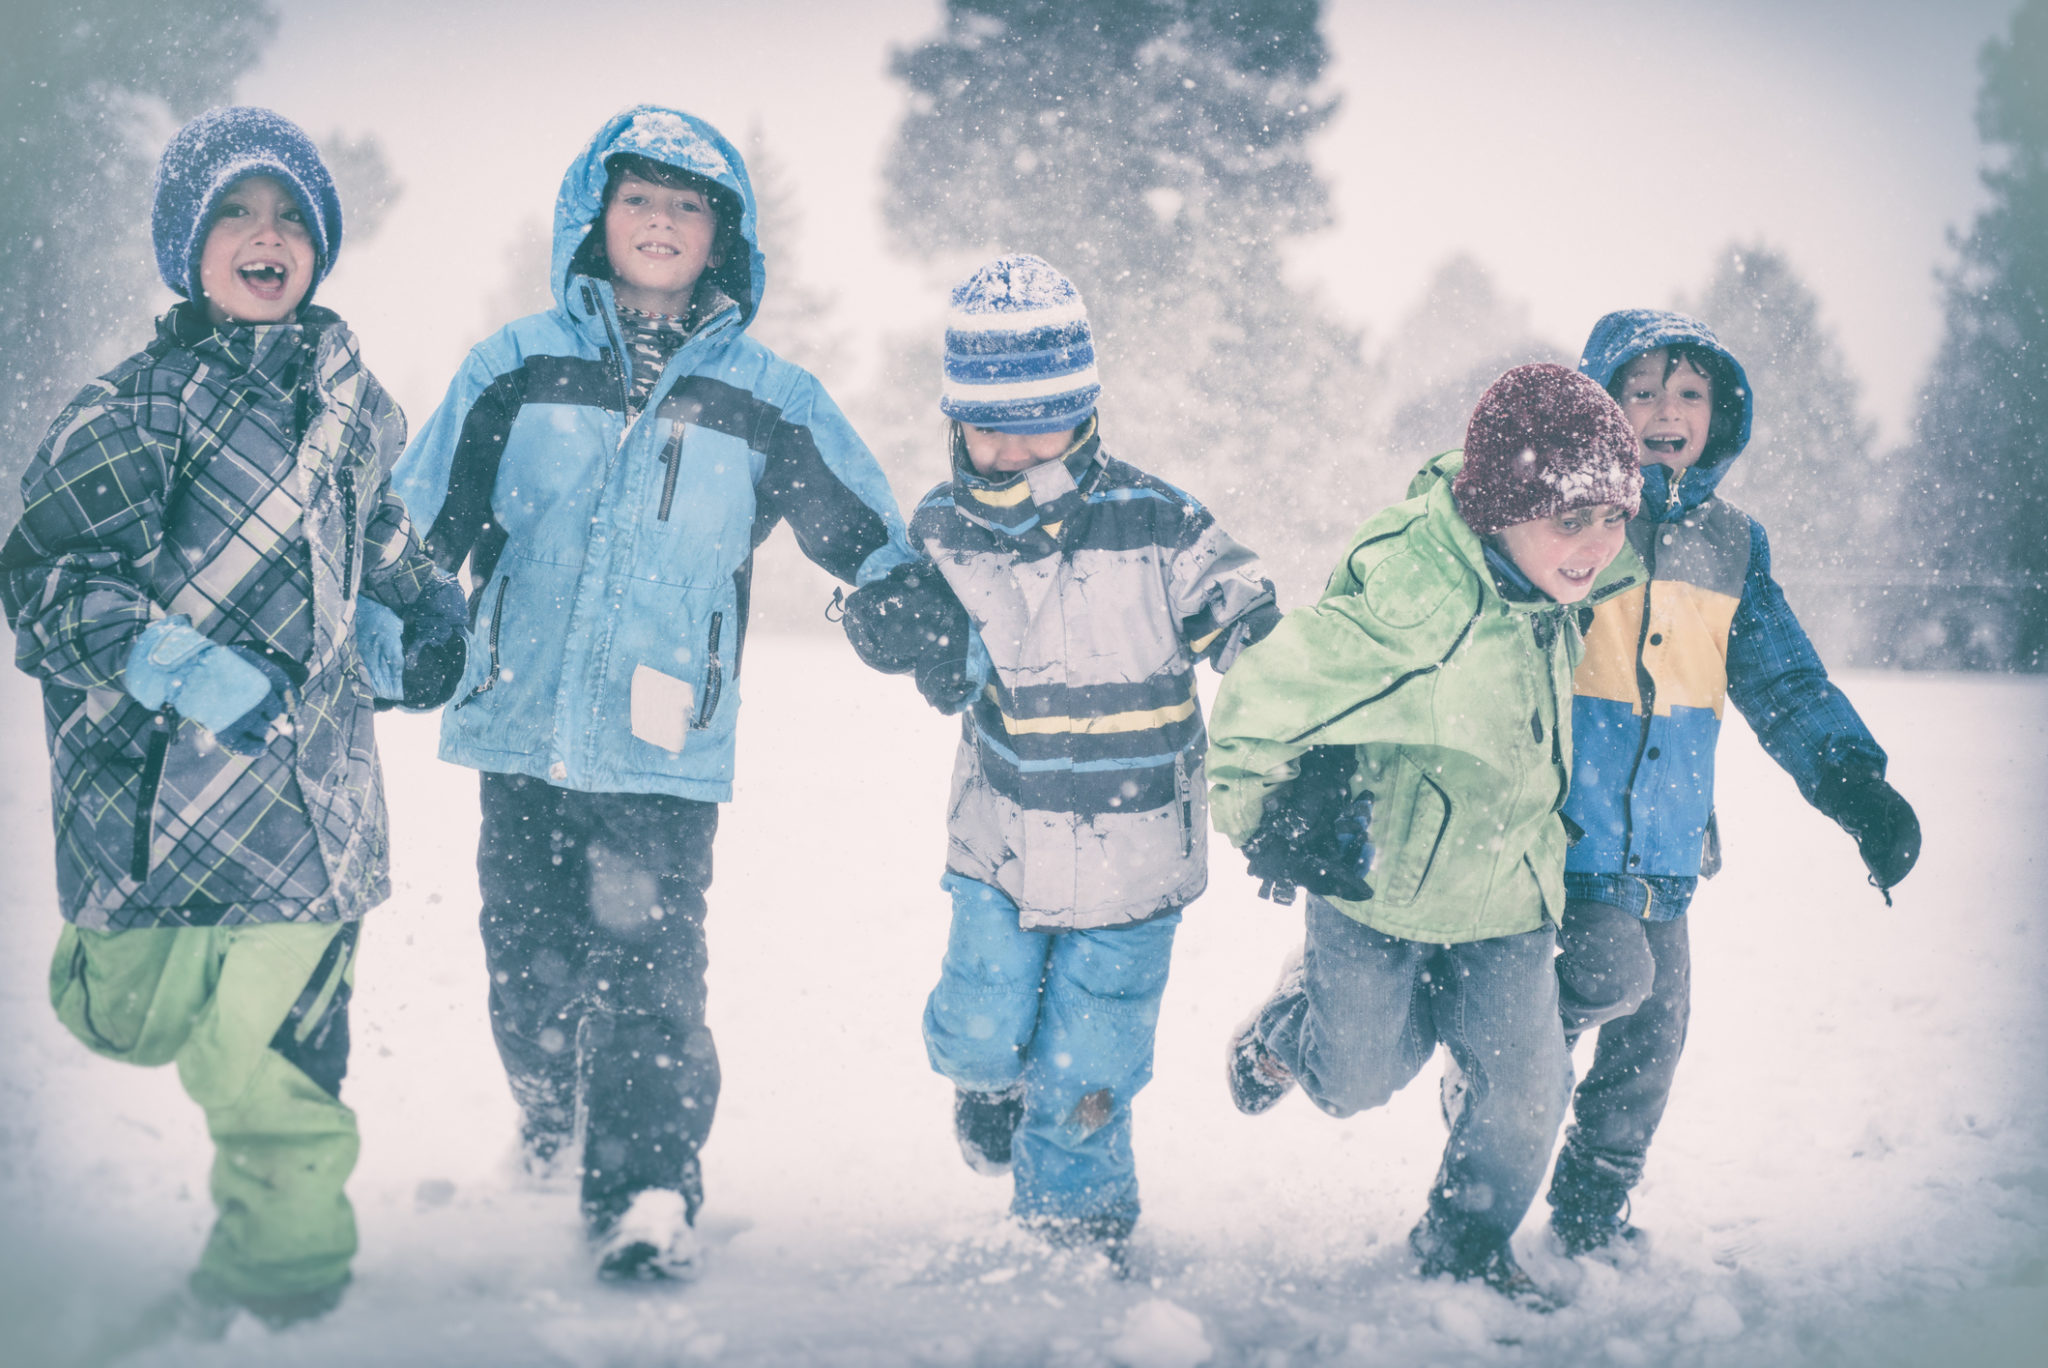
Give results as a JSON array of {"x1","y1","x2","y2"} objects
[{"x1": 916, "y1": 426, "x2": 1276, "y2": 930}]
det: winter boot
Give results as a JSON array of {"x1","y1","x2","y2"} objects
[
  {"x1": 1548, "y1": 1148, "x2": 1641, "y2": 1257},
  {"x1": 954, "y1": 1084, "x2": 1025, "y2": 1175},
  {"x1": 1409, "y1": 1217, "x2": 1560, "y2": 1312},
  {"x1": 594, "y1": 1188, "x2": 701, "y2": 1282},
  {"x1": 1226, "y1": 946, "x2": 1306, "y2": 1115}
]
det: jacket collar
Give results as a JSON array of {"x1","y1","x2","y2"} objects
[
  {"x1": 159, "y1": 301, "x2": 346, "y2": 403},
  {"x1": 946, "y1": 416, "x2": 1103, "y2": 543}
]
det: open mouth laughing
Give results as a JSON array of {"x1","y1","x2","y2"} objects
[{"x1": 237, "y1": 261, "x2": 292, "y2": 298}]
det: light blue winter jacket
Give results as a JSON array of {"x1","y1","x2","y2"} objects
[{"x1": 389, "y1": 106, "x2": 911, "y2": 802}]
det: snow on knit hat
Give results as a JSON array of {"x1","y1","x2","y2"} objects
[
  {"x1": 939, "y1": 255, "x2": 1101, "y2": 434},
  {"x1": 152, "y1": 107, "x2": 343, "y2": 305},
  {"x1": 1453, "y1": 363, "x2": 1643, "y2": 536}
]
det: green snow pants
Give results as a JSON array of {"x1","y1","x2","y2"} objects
[{"x1": 48, "y1": 919, "x2": 361, "y2": 1302}]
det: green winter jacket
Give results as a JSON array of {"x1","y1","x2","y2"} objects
[{"x1": 1207, "y1": 467, "x2": 1642, "y2": 944}]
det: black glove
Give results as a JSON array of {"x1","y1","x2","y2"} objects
[
  {"x1": 1814, "y1": 758, "x2": 1921, "y2": 899},
  {"x1": 1240, "y1": 745, "x2": 1375, "y2": 904},
  {"x1": 396, "y1": 573, "x2": 469, "y2": 711},
  {"x1": 841, "y1": 562, "x2": 978, "y2": 712}
]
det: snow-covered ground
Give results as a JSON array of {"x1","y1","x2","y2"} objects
[{"x1": 2, "y1": 635, "x2": 2045, "y2": 1367}]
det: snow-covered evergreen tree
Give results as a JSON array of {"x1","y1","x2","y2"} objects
[
  {"x1": 1904, "y1": 0, "x2": 2048, "y2": 670},
  {"x1": 1682, "y1": 244, "x2": 1900, "y2": 663},
  {"x1": 1374, "y1": 255, "x2": 1564, "y2": 483},
  {"x1": 882, "y1": 0, "x2": 1369, "y2": 600}
]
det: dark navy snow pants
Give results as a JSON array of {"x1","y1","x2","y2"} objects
[
  {"x1": 477, "y1": 772, "x2": 719, "y2": 1232},
  {"x1": 1548, "y1": 897, "x2": 1692, "y2": 1224}
]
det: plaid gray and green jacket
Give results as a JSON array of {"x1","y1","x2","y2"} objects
[{"x1": 2, "y1": 304, "x2": 442, "y2": 930}]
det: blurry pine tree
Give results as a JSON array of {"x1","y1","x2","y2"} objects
[
  {"x1": 881, "y1": 0, "x2": 1370, "y2": 601},
  {"x1": 1376, "y1": 255, "x2": 1565, "y2": 474},
  {"x1": 1682, "y1": 243, "x2": 1905, "y2": 664},
  {"x1": 1905, "y1": 0, "x2": 2048, "y2": 669}
]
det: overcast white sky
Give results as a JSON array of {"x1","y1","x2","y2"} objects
[{"x1": 244, "y1": 0, "x2": 2018, "y2": 447}]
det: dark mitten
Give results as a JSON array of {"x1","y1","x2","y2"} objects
[
  {"x1": 398, "y1": 573, "x2": 470, "y2": 710},
  {"x1": 1814, "y1": 757, "x2": 1921, "y2": 897},
  {"x1": 1240, "y1": 745, "x2": 1375, "y2": 904},
  {"x1": 842, "y1": 562, "x2": 976, "y2": 710},
  {"x1": 212, "y1": 650, "x2": 295, "y2": 756}
]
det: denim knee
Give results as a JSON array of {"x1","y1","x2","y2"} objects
[{"x1": 1556, "y1": 899, "x2": 1658, "y2": 1033}]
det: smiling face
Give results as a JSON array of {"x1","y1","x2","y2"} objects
[
  {"x1": 196, "y1": 175, "x2": 316, "y2": 325},
  {"x1": 1615, "y1": 348, "x2": 1715, "y2": 471},
  {"x1": 602, "y1": 173, "x2": 721, "y2": 314},
  {"x1": 960, "y1": 423, "x2": 1077, "y2": 477},
  {"x1": 1493, "y1": 502, "x2": 1632, "y2": 602}
]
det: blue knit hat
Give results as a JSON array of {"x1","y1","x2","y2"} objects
[
  {"x1": 152, "y1": 107, "x2": 343, "y2": 305},
  {"x1": 939, "y1": 255, "x2": 1101, "y2": 434}
]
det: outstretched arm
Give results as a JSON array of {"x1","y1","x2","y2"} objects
[{"x1": 1726, "y1": 519, "x2": 1917, "y2": 894}]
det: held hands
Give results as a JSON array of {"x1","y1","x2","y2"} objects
[
  {"x1": 1815, "y1": 757, "x2": 1921, "y2": 901},
  {"x1": 840, "y1": 562, "x2": 979, "y2": 713},
  {"x1": 399, "y1": 573, "x2": 470, "y2": 710},
  {"x1": 124, "y1": 617, "x2": 291, "y2": 756},
  {"x1": 1240, "y1": 745, "x2": 1376, "y2": 905}
]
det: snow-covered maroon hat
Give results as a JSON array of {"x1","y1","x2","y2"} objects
[
  {"x1": 939, "y1": 255, "x2": 1100, "y2": 434},
  {"x1": 151, "y1": 106, "x2": 342, "y2": 305},
  {"x1": 1453, "y1": 364, "x2": 1643, "y2": 535}
]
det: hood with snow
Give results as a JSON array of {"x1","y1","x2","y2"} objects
[
  {"x1": 1577, "y1": 309, "x2": 1754, "y2": 517},
  {"x1": 550, "y1": 105, "x2": 765, "y2": 329}
]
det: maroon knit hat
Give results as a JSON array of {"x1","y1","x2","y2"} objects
[{"x1": 1453, "y1": 363, "x2": 1643, "y2": 535}]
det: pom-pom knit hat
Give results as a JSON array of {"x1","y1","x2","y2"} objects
[
  {"x1": 939, "y1": 255, "x2": 1101, "y2": 434},
  {"x1": 152, "y1": 106, "x2": 343, "y2": 306},
  {"x1": 1453, "y1": 363, "x2": 1644, "y2": 536}
]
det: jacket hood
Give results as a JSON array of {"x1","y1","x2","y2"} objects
[
  {"x1": 1577, "y1": 309, "x2": 1753, "y2": 515},
  {"x1": 551, "y1": 106, "x2": 764, "y2": 328}
]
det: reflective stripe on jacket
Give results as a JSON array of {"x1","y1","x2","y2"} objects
[{"x1": 924, "y1": 428, "x2": 1276, "y2": 930}]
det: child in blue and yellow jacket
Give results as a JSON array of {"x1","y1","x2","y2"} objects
[{"x1": 1547, "y1": 309, "x2": 1921, "y2": 1255}]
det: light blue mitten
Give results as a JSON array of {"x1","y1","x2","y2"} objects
[
  {"x1": 355, "y1": 599, "x2": 406, "y2": 700},
  {"x1": 124, "y1": 617, "x2": 274, "y2": 736}
]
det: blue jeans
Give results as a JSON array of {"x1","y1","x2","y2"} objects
[
  {"x1": 923, "y1": 873, "x2": 1180, "y2": 1228},
  {"x1": 1257, "y1": 895, "x2": 1571, "y2": 1251},
  {"x1": 1549, "y1": 898, "x2": 1692, "y2": 1224}
]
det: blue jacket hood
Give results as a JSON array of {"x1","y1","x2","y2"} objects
[
  {"x1": 1578, "y1": 309, "x2": 1753, "y2": 516},
  {"x1": 551, "y1": 106, "x2": 765, "y2": 329}
]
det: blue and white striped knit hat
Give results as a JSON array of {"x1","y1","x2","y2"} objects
[{"x1": 939, "y1": 255, "x2": 1101, "y2": 434}]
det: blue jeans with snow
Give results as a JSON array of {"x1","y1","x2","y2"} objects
[
  {"x1": 1548, "y1": 898, "x2": 1692, "y2": 1227},
  {"x1": 1256, "y1": 895, "x2": 1572, "y2": 1254},
  {"x1": 923, "y1": 873, "x2": 1180, "y2": 1230}
]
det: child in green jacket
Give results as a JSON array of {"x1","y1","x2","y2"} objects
[{"x1": 1209, "y1": 364, "x2": 1643, "y2": 1304}]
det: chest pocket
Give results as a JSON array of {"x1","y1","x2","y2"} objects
[{"x1": 641, "y1": 420, "x2": 759, "y2": 587}]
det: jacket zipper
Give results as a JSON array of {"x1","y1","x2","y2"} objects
[
  {"x1": 1174, "y1": 751, "x2": 1194, "y2": 856},
  {"x1": 337, "y1": 465, "x2": 358, "y2": 599},
  {"x1": 455, "y1": 578, "x2": 508, "y2": 709},
  {"x1": 692, "y1": 612, "x2": 724, "y2": 728},
  {"x1": 130, "y1": 711, "x2": 172, "y2": 882},
  {"x1": 1617, "y1": 533, "x2": 1664, "y2": 865},
  {"x1": 658, "y1": 423, "x2": 685, "y2": 521},
  {"x1": 583, "y1": 283, "x2": 634, "y2": 416}
]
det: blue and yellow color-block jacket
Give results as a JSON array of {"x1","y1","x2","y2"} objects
[{"x1": 1563, "y1": 310, "x2": 1884, "y2": 919}]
